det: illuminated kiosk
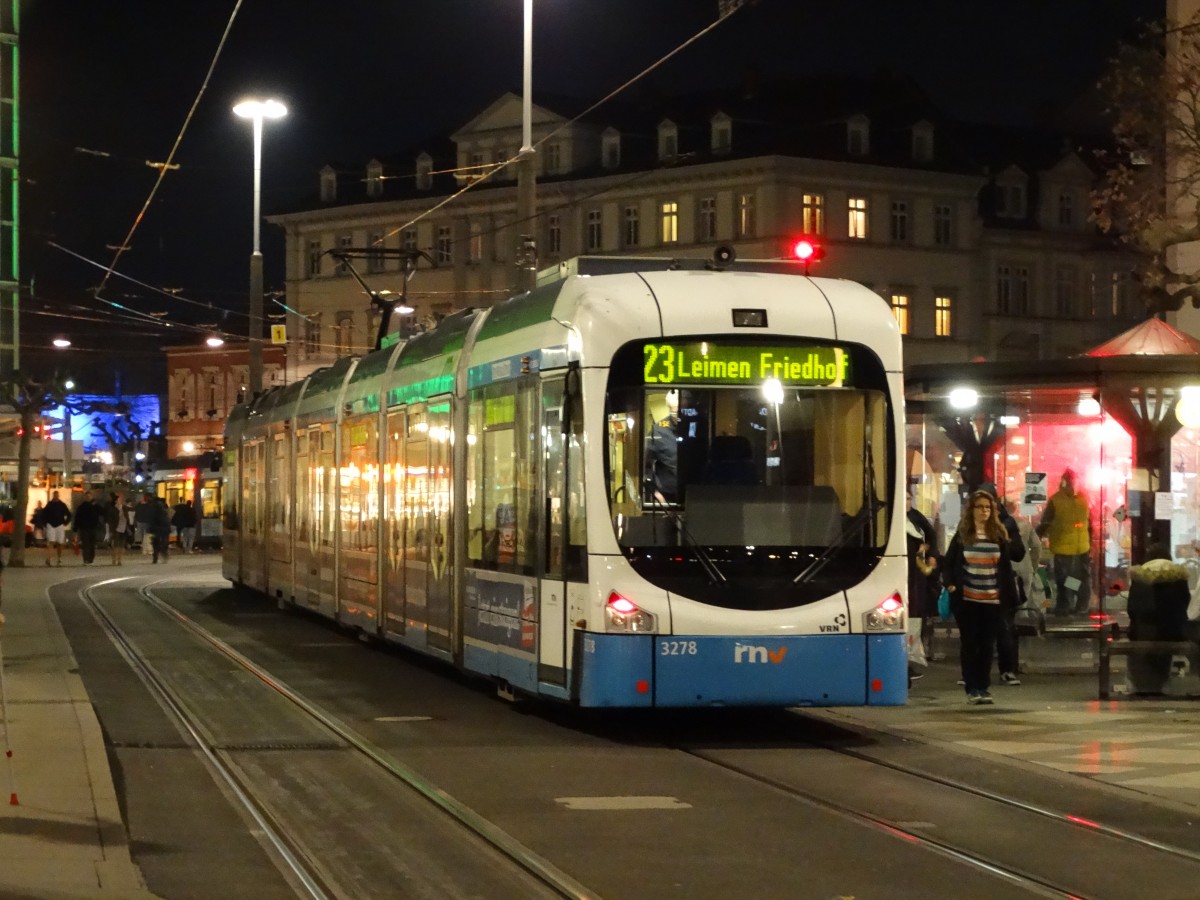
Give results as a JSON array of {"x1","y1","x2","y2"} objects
[{"x1": 904, "y1": 317, "x2": 1200, "y2": 637}]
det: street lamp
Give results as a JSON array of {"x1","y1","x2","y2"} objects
[{"x1": 232, "y1": 97, "x2": 287, "y2": 397}]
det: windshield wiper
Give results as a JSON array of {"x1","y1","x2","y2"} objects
[
  {"x1": 793, "y1": 420, "x2": 885, "y2": 585},
  {"x1": 648, "y1": 497, "x2": 727, "y2": 584}
]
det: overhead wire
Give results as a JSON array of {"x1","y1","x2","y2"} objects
[
  {"x1": 373, "y1": 4, "x2": 747, "y2": 249},
  {"x1": 92, "y1": 0, "x2": 245, "y2": 302}
]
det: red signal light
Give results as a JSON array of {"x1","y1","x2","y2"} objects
[
  {"x1": 791, "y1": 237, "x2": 825, "y2": 263},
  {"x1": 183, "y1": 467, "x2": 198, "y2": 481}
]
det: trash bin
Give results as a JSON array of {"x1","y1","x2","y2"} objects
[{"x1": 1126, "y1": 550, "x2": 1192, "y2": 694}]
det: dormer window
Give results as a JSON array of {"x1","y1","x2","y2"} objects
[
  {"x1": 602, "y1": 128, "x2": 621, "y2": 169},
  {"x1": 911, "y1": 121, "x2": 934, "y2": 163},
  {"x1": 994, "y1": 168, "x2": 1028, "y2": 219},
  {"x1": 415, "y1": 153, "x2": 433, "y2": 190},
  {"x1": 319, "y1": 165, "x2": 337, "y2": 203},
  {"x1": 657, "y1": 119, "x2": 678, "y2": 162},
  {"x1": 847, "y1": 114, "x2": 870, "y2": 156},
  {"x1": 366, "y1": 159, "x2": 383, "y2": 198},
  {"x1": 711, "y1": 112, "x2": 732, "y2": 154},
  {"x1": 1057, "y1": 190, "x2": 1076, "y2": 227},
  {"x1": 545, "y1": 142, "x2": 563, "y2": 175}
]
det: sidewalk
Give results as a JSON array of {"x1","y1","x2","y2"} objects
[
  {"x1": 0, "y1": 556, "x2": 159, "y2": 900},
  {"x1": 819, "y1": 657, "x2": 1200, "y2": 815}
]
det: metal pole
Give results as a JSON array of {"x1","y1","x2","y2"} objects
[
  {"x1": 516, "y1": 0, "x2": 538, "y2": 293},
  {"x1": 248, "y1": 113, "x2": 264, "y2": 396}
]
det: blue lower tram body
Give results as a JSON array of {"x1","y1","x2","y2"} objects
[{"x1": 575, "y1": 632, "x2": 908, "y2": 708}]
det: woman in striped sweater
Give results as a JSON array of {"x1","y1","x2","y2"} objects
[{"x1": 943, "y1": 490, "x2": 1024, "y2": 705}]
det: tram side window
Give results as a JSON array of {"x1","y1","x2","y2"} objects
[
  {"x1": 544, "y1": 378, "x2": 586, "y2": 581},
  {"x1": 223, "y1": 447, "x2": 238, "y2": 529},
  {"x1": 385, "y1": 411, "x2": 404, "y2": 573},
  {"x1": 319, "y1": 428, "x2": 336, "y2": 548},
  {"x1": 467, "y1": 380, "x2": 538, "y2": 573},
  {"x1": 270, "y1": 435, "x2": 288, "y2": 533},
  {"x1": 295, "y1": 432, "x2": 310, "y2": 544},
  {"x1": 340, "y1": 415, "x2": 379, "y2": 552}
]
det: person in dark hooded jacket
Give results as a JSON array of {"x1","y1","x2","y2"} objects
[{"x1": 1126, "y1": 544, "x2": 1192, "y2": 694}]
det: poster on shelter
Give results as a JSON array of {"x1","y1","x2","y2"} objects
[{"x1": 1022, "y1": 472, "x2": 1048, "y2": 514}]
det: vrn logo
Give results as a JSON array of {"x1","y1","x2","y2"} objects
[{"x1": 734, "y1": 644, "x2": 788, "y2": 664}]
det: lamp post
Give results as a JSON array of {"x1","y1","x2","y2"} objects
[
  {"x1": 516, "y1": 0, "x2": 538, "y2": 292},
  {"x1": 233, "y1": 97, "x2": 287, "y2": 397}
]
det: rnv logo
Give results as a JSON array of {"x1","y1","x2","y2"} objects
[{"x1": 734, "y1": 644, "x2": 788, "y2": 664}]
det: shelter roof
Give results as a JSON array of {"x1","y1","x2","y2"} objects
[{"x1": 1084, "y1": 317, "x2": 1200, "y2": 358}]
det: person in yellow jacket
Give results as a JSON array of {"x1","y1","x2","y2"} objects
[{"x1": 1035, "y1": 468, "x2": 1093, "y2": 616}]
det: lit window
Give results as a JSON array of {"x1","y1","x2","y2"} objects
[
  {"x1": 802, "y1": 194, "x2": 824, "y2": 235},
  {"x1": 890, "y1": 294, "x2": 910, "y2": 335},
  {"x1": 935, "y1": 295, "x2": 953, "y2": 337},
  {"x1": 848, "y1": 197, "x2": 868, "y2": 239},
  {"x1": 738, "y1": 192, "x2": 755, "y2": 238},
  {"x1": 660, "y1": 201, "x2": 678, "y2": 244}
]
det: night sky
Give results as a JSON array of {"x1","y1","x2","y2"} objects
[{"x1": 19, "y1": 0, "x2": 1163, "y2": 391}]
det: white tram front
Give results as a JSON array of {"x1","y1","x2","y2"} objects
[{"x1": 224, "y1": 255, "x2": 908, "y2": 708}]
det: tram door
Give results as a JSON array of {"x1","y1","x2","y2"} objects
[
  {"x1": 381, "y1": 410, "x2": 406, "y2": 638},
  {"x1": 539, "y1": 373, "x2": 586, "y2": 685},
  {"x1": 425, "y1": 400, "x2": 453, "y2": 654},
  {"x1": 402, "y1": 405, "x2": 431, "y2": 649}
]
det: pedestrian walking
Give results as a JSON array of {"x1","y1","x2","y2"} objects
[
  {"x1": 41, "y1": 491, "x2": 71, "y2": 567},
  {"x1": 171, "y1": 499, "x2": 197, "y2": 553},
  {"x1": 105, "y1": 492, "x2": 127, "y2": 566},
  {"x1": 72, "y1": 490, "x2": 103, "y2": 566},
  {"x1": 134, "y1": 494, "x2": 155, "y2": 556},
  {"x1": 942, "y1": 490, "x2": 1025, "y2": 705},
  {"x1": 151, "y1": 497, "x2": 171, "y2": 564}
]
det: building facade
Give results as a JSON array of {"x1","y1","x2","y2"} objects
[
  {"x1": 269, "y1": 79, "x2": 1143, "y2": 381},
  {"x1": 164, "y1": 343, "x2": 284, "y2": 458}
]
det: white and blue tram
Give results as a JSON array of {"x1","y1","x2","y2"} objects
[{"x1": 223, "y1": 255, "x2": 908, "y2": 707}]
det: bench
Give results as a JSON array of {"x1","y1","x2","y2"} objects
[{"x1": 1098, "y1": 625, "x2": 1196, "y2": 699}]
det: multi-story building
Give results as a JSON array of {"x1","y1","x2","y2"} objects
[
  {"x1": 269, "y1": 76, "x2": 1142, "y2": 381},
  {"x1": 164, "y1": 343, "x2": 284, "y2": 458}
]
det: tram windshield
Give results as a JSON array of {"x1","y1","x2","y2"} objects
[{"x1": 605, "y1": 338, "x2": 894, "y2": 610}]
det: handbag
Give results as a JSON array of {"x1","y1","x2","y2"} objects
[{"x1": 937, "y1": 586, "x2": 952, "y2": 620}]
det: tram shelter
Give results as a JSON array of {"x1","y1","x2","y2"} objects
[{"x1": 904, "y1": 317, "x2": 1200, "y2": 624}]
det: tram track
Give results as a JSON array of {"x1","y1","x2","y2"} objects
[
  {"x1": 80, "y1": 577, "x2": 598, "y2": 900},
  {"x1": 671, "y1": 722, "x2": 1200, "y2": 900},
  {"x1": 79, "y1": 572, "x2": 1200, "y2": 899}
]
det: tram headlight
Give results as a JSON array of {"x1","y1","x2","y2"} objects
[
  {"x1": 605, "y1": 591, "x2": 658, "y2": 633},
  {"x1": 863, "y1": 592, "x2": 906, "y2": 632}
]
